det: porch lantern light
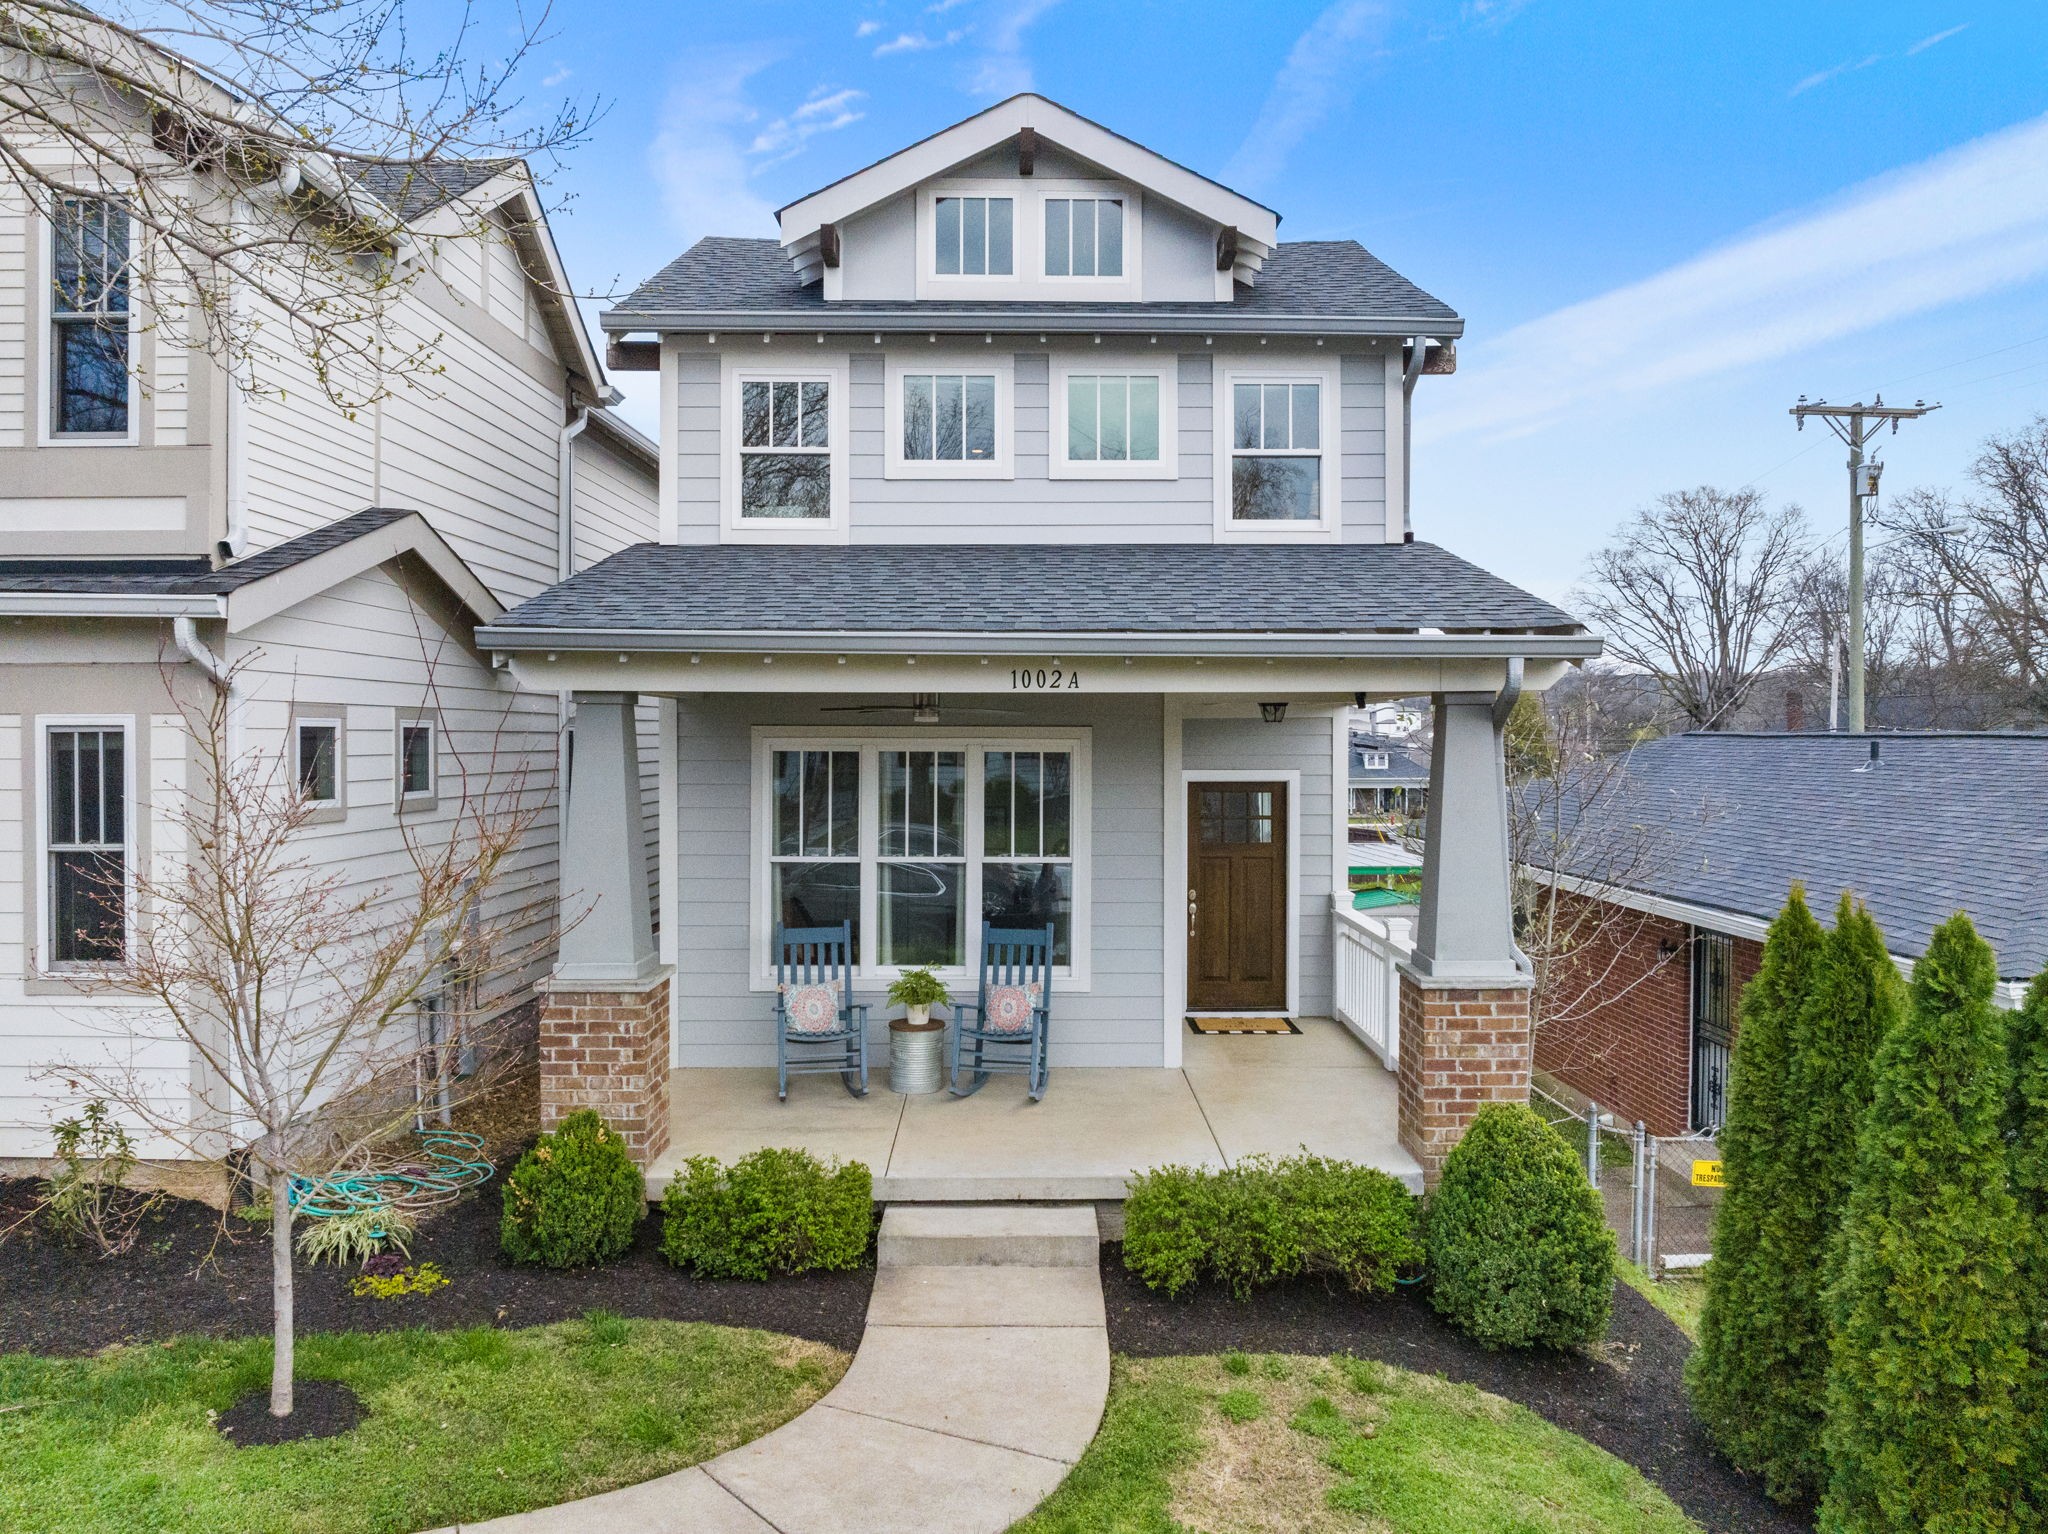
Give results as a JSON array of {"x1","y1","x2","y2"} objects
[{"x1": 1259, "y1": 701, "x2": 1288, "y2": 724}]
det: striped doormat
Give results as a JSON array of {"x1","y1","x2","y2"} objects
[{"x1": 1185, "y1": 1015, "x2": 1300, "y2": 1035}]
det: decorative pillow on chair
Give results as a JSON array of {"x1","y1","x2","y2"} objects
[
  {"x1": 982, "y1": 982, "x2": 1044, "y2": 1034},
  {"x1": 781, "y1": 981, "x2": 844, "y2": 1034}
]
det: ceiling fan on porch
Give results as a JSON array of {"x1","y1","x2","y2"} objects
[{"x1": 817, "y1": 693, "x2": 1034, "y2": 724}]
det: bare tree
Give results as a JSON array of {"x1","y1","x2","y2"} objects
[
  {"x1": 58, "y1": 655, "x2": 551, "y2": 1418},
  {"x1": 1, "y1": 1, "x2": 593, "y2": 408},
  {"x1": 1577, "y1": 487, "x2": 1812, "y2": 730}
]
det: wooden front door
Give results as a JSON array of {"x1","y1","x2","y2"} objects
[{"x1": 1187, "y1": 782, "x2": 1288, "y2": 1012}]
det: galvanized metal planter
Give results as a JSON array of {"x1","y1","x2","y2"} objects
[{"x1": 890, "y1": 1010, "x2": 946, "y2": 1094}]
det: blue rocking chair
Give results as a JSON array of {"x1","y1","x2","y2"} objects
[
  {"x1": 773, "y1": 921, "x2": 869, "y2": 1100},
  {"x1": 950, "y1": 923, "x2": 1055, "y2": 1101}
]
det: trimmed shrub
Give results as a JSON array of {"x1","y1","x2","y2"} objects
[
  {"x1": 2005, "y1": 970, "x2": 2048, "y2": 1507},
  {"x1": 1820, "y1": 914, "x2": 2030, "y2": 1533},
  {"x1": 660, "y1": 1147, "x2": 873, "y2": 1280},
  {"x1": 1121, "y1": 1153, "x2": 1422, "y2": 1301},
  {"x1": 1425, "y1": 1102, "x2": 1615, "y2": 1349},
  {"x1": 499, "y1": 1110, "x2": 645, "y2": 1268},
  {"x1": 1688, "y1": 886, "x2": 1824, "y2": 1489}
]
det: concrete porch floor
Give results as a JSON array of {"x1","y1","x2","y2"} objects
[{"x1": 650, "y1": 1017, "x2": 1423, "y2": 1201}]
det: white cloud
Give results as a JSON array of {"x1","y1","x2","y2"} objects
[
  {"x1": 1221, "y1": 1, "x2": 1389, "y2": 189},
  {"x1": 541, "y1": 64, "x2": 573, "y2": 87},
  {"x1": 750, "y1": 87, "x2": 868, "y2": 164},
  {"x1": 1420, "y1": 113, "x2": 2048, "y2": 445},
  {"x1": 966, "y1": 0, "x2": 1059, "y2": 96},
  {"x1": 1906, "y1": 22, "x2": 1969, "y2": 54},
  {"x1": 1789, "y1": 53, "x2": 1880, "y2": 97},
  {"x1": 649, "y1": 50, "x2": 779, "y2": 244},
  {"x1": 856, "y1": 18, "x2": 882, "y2": 37},
  {"x1": 874, "y1": 28, "x2": 966, "y2": 57}
]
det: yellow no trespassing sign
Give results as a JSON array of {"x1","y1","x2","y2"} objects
[{"x1": 1691, "y1": 1160, "x2": 1724, "y2": 1188}]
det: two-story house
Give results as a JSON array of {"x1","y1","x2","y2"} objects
[
  {"x1": 478, "y1": 96, "x2": 1600, "y2": 1190},
  {"x1": 0, "y1": 119, "x2": 659, "y2": 1161}
]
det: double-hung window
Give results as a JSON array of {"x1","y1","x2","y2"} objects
[
  {"x1": 761, "y1": 737, "x2": 1087, "y2": 979},
  {"x1": 50, "y1": 197, "x2": 132, "y2": 437},
  {"x1": 46, "y1": 726, "x2": 127, "y2": 965},
  {"x1": 934, "y1": 195, "x2": 1013, "y2": 276},
  {"x1": 1044, "y1": 197, "x2": 1123, "y2": 278},
  {"x1": 740, "y1": 378, "x2": 831, "y2": 518},
  {"x1": 1228, "y1": 376, "x2": 1326, "y2": 524}
]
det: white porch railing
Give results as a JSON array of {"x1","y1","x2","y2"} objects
[{"x1": 1331, "y1": 898, "x2": 1414, "y2": 1069}]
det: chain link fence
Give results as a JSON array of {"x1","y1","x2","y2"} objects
[{"x1": 1533, "y1": 1082, "x2": 1721, "y2": 1274}]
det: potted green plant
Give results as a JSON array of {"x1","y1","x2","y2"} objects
[{"x1": 886, "y1": 966, "x2": 951, "y2": 1094}]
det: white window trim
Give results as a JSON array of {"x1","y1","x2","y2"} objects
[
  {"x1": 38, "y1": 201, "x2": 140, "y2": 448},
  {"x1": 289, "y1": 704, "x2": 348, "y2": 824},
  {"x1": 1037, "y1": 182, "x2": 1144, "y2": 295},
  {"x1": 1212, "y1": 359, "x2": 1342, "y2": 542},
  {"x1": 883, "y1": 351, "x2": 1014, "y2": 480},
  {"x1": 35, "y1": 715, "x2": 137, "y2": 972},
  {"x1": 719, "y1": 354, "x2": 851, "y2": 544},
  {"x1": 749, "y1": 727, "x2": 1093, "y2": 992},
  {"x1": 916, "y1": 183, "x2": 1022, "y2": 296},
  {"x1": 395, "y1": 710, "x2": 439, "y2": 811},
  {"x1": 1048, "y1": 352, "x2": 1179, "y2": 481}
]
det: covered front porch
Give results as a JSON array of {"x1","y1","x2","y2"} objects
[{"x1": 649, "y1": 1012, "x2": 1418, "y2": 1200}]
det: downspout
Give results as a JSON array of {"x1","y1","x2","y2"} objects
[
  {"x1": 1401, "y1": 336, "x2": 1432, "y2": 542},
  {"x1": 555, "y1": 406, "x2": 592, "y2": 809},
  {"x1": 1490, "y1": 657, "x2": 1535, "y2": 979},
  {"x1": 173, "y1": 615, "x2": 228, "y2": 686}
]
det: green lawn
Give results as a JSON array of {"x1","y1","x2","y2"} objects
[
  {"x1": 1012, "y1": 1353, "x2": 1700, "y2": 1534},
  {"x1": 0, "y1": 1316, "x2": 845, "y2": 1534}
]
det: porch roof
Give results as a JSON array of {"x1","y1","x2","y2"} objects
[{"x1": 478, "y1": 540, "x2": 1595, "y2": 658}]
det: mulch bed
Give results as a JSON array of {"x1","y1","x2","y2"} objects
[
  {"x1": 215, "y1": 1378, "x2": 364, "y2": 1446},
  {"x1": 0, "y1": 1171, "x2": 874, "y2": 1359},
  {"x1": 1101, "y1": 1249, "x2": 1810, "y2": 1534}
]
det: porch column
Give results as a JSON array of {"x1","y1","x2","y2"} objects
[
  {"x1": 1397, "y1": 692, "x2": 1532, "y2": 1181},
  {"x1": 541, "y1": 691, "x2": 671, "y2": 1166}
]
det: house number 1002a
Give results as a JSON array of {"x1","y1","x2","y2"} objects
[{"x1": 1011, "y1": 667, "x2": 1080, "y2": 690}]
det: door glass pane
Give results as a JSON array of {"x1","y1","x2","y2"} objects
[
  {"x1": 964, "y1": 375, "x2": 995, "y2": 460},
  {"x1": 880, "y1": 862, "x2": 962, "y2": 966},
  {"x1": 1291, "y1": 383, "x2": 1320, "y2": 450},
  {"x1": 775, "y1": 862, "x2": 859, "y2": 947},
  {"x1": 1128, "y1": 376, "x2": 1159, "y2": 461},
  {"x1": 1097, "y1": 199, "x2": 1123, "y2": 277},
  {"x1": 1233, "y1": 383, "x2": 1261, "y2": 450},
  {"x1": 902, "y1": 374, "x2": 933, "y2": 460},
  {"x1": 1066, "y1": 377, "x2": 1097, "y2": 459},
  {"x1": 1071, "y1": 199, "x2": 1096, "y2": 277},
  {"x1": 1098, "y1": 377, "x2": 1128, "y2": 461},
  {"x1": 987, "y1": 198, "x2": 1013, "y2": 275},
  {"x1": 935, "y1": 375, "x2": 964, "y2": 460},
  {"x1": 963, "y1": 197, "x2": 986, "y2": 275},
  {"x1": 981, "y1": 863, "x2": 1071, "y2": 963},
  {"x1": 935, "y1": 196, "x2": 961, "y2": 274},
  {"x1": 1045, "y1": 199, "x2": 1070, "y2": 276}
]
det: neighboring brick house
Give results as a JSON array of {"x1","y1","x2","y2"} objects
[{"x1": 1526, "y1": 731, "x2": 2047, "y2": 1137}]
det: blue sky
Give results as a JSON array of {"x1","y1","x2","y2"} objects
[{"x1": 519, "y1": 0, "x2": 2048, "y2": 603}]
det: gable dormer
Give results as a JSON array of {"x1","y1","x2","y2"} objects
[{"x1": 775, "y1": 95, "x2": 1279, "y2": 306}]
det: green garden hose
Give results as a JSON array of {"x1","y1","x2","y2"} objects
[{"x1": 288, "y1": 1128, "x2": 493, "y2": 1220}]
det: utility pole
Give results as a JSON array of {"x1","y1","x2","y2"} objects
[{"x1": 1790, "y1": 395, "x2": 1940, "y2": 731}]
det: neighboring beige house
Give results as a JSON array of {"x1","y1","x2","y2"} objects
[{"x1": 0, "y1": 106, "x2": 658, "y2": 1159}]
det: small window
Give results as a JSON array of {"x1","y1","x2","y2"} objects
[
  {"x1": 1357, "y1": 751, "x2": 1389, "y2": 771},
  {"x1": 1044, "y1": 198, "x2": 1123, "y2": 278},
  {"x1": 902, "y1": 373, "x2": 997, "y2": 462},
  {"x1": 934, "y1": 195, "x2": 1013, "y2": 276},
  {"x1": 1230, "y1": 379, "x2": 1322, "y2": 521},
  {"x1": 47, "y1": 726, "x2": 126, "y2": 964},
  {"x1": 50, "y1": 198, "x2": 131, "y2": 436},
  {"x1": 740, "y1": 378, "x2": 832, "y2": 519},
  {"x1": 399, "y1": 720, "x2": 436, "y2": 800},
  {"x1": 296, "y1": 720, "x2": 341, "y2": 805},
  {"x1": 1066, "y1": 375, "x2": 1159, "y2": 462}
]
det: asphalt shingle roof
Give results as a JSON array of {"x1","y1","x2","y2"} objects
[
  {"x1": 484, "y1": 540, "x2": 1580, "y2": 636},
  {"x1": 1534, "y1": 731, "x2": 2048, "y2": 979},
  {"x1": 0, "y1": 509, "x2": 413, "y2": 596},
  {"x1": 610, "y1": 237, "x2": 1458, "y2": 327},
  {"x1": 353, "y1": 160, "x2": 512, "y2": 221}
]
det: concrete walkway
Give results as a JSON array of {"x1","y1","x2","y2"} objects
[{"x1": 440, "y1": 1205, "x2": 1109, "y2": 1534}]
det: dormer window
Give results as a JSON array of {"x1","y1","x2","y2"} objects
[
  {"x1": 934, "y1": 195, "x2": 1013, "y2": 277},
  {"x1": 1044, "y1": 198, "x2": 1123, "y2": 278}
]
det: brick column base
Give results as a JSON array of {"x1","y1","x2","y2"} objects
[
  {"x1": 538, "y1": 973, "x2": 672, "y2": 1168},
  {"x1": 1397, "y1": 970, "x2": 1533, "y2": 1184}
]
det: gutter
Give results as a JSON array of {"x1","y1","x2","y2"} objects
[
  {"x1": 600, "y1": 310, "x2": 1465, "y2": 340},
  {"x1": 474, "y1": 626, "x2": 1600, "y2": 662},
  {"x1": 0, "y1": 593, "x2": 223, "y2": 619}
]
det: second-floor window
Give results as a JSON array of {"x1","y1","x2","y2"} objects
[
  {"x1": 1044, "y1": 198, "x2": 1123, "y2": 278},
  {"x1": 1230, "y1": 379, "x2": 1323, "y2": 522},
  {"x1": 934, "y1": 195, "x2": 1013, "y2": 276},
  {"x1": 741, "y1": 378, "x2": 832, "y2": 518},
  {"x1": 1066, "y1": 375, "x2": 1159, "y2": 462},
  {"x1": 902, "y1": 373, "x2": 996, "y2": 463},
  {"x1": 50, "y1": 197, "x2": 131, "y2": 437}
]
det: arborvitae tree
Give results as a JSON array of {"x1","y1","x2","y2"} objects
[
  {"x1": 1760, "y1": 895, "x2": 1907, "y2": 1501},
  {"x1": 2006, "y1": 971, "x2": 2048, "y2": 1503},
  {"x1": 1820, "y1": 914, "x2": 2030, "y2": 1533},
  {"x1": 1687, "y1": 885, "x2": 1824, "y2": 1493}
]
